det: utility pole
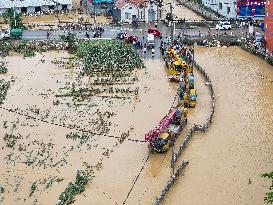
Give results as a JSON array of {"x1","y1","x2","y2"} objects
[
  {"x1": 13, "y1": 7, "x2": 16, "y2": 28},
  {"x1": 168, "y1": 3, "x2": 173, "y2": 45},
  {"x1": 93, "y1": 0, "x2": 96, "y2": 28}
]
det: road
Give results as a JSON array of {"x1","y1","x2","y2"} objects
[{"x1": 0, "y1": 23, "x2": 260, "y2": 41}]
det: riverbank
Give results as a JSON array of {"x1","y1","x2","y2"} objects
[{"x1": 181, "y1": 36, "x2": 273, "y2": 67}]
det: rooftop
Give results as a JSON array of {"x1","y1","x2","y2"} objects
[
  {"x1": 0, "y1": 0, "x2": 72, "y2": 9},
  {"x1": 115, "y1": 0, "x2": 148, "y2": 9}
]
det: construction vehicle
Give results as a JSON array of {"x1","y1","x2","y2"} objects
[
  {"x1": 189, "y1": 89, "x2": 197, "y2": 107},
  {"x1": 165, "y1": 49, "x2": 187, "y2": 75},
  {"x1": 145, "y1": 107, "x2": 188, "y2": 153},
  {"x1": 183, "y1": 89, "x2": 197, "y2": 107},
  {"x1": 186, "y1": 64, "x2": 193, "y2": 74},
  {"x1": 188, "y1": 74, "x2": 195, "y2": 89}
]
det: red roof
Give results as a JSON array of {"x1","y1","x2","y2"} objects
[{"x1": 115, "y1": 0, "x2": 148, "y2": 9}]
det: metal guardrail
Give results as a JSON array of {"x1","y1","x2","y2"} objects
[
  {"x1": 153, "y1": 160, "x2": 189, "y2": 205},
  {"x1": 171, "y1": 61, "x2": 215, "y2": 166},
  {"x1": 152, "y1": 54, "x2": 216, "y2": 205}
]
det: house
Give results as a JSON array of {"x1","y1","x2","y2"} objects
[
  {"x1": 236, "y1": 0, "x2": 266, "y2": 19},
  {"x1": 0, "y1": 0, "x2": 72, "y2": 15},
  {"x1": 113, "y1": 0, "x2": 161, "y2": 23},
  {"x1": 201, "y1": 0, "x2": 265, "y2": 19},
  {"x1": 264, "y1": 0, "x2": 273, "y2": 52}
]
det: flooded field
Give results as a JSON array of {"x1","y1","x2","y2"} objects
[{"x1": 0, "y1": 51, "x2": 179, "y2": 204}]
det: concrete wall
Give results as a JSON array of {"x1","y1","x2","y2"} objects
[{"x1": 202, "y1": 0, "x2": 237, "y2": 18}]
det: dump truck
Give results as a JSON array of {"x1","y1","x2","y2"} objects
[
  {"x1": 145, "y1": 107, "x2": 188, "y2": 153},
  {"x1": 0, "y1": 29, "x2": 23, "y2": 39}
]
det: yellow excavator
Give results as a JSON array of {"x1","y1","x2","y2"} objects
[{"x1": 165, "y1": 49, "x2": 187, "y2": 75}]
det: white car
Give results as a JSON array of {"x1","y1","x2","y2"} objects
[{"x1": 216, "y1": 21, "x2": 231, "y2": 30}]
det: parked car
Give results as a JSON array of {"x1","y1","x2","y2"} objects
[
  {"x1": 148, "y1": 27, "x2": 161, "y2": 38},
  {"x1": 216, "y1": 21, "x2": 231, "y2": 30},
  {"x1": 125, "y1": 35, "x2": 138, "y2": 44}
]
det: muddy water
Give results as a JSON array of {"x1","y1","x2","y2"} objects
[
  {"x1": 1, "y1": 46, "x2": 272, "y2": 205},
  {"x1": 0, "y1": 52, "x2": 178, "y2": 204},
  {"x1": 163, "y1": 0, "x2": 204, "y2": 21},
  {"x1": 161, "y1": 47, "x2": 273, "y2": 205}
]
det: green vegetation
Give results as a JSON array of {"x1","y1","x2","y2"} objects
[
  {"x1": 76, "y1": 40, "x2": 144, "y2": 75},
  {"x1": 59, "y1": 33, "x2": 77, "y2": 51},
  {"x1": 0, "y1": 62, "x2": 8, "y2": 73},
  {"x1": 0, "y1": 79, "x2": 10, "y2": 104},
  {"x1": 262, "y1": 171, "x2": 273, "y2": 204},
  {"x1": 57, "y1": 170, "x2": 93, "y2": 205},
  {"x1": 2, "y1": 8, "x2": 23, "y2": 29}
]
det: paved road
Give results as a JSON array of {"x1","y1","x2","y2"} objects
[{"x1": 0, "y1": 23, "x2": 261, "y2": 41}]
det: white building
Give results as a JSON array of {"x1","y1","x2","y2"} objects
[
  {"x1": 114, "y1": 0, "x2": 162, "y2": 23},
  {"x1": 202, "y1": 0, "x2": 237, "y2": 19},
  {"x1": 0, "y1": 0, "x2": 72, "y2": 15}
]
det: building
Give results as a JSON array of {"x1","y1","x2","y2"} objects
[
  {"x1": 113, "y1": 0, "x2": 160, "y2": 23},
  {"x1": 202, "y1": 0, "x2": 237, "y2": 18},
  {"x1": 264, "y1": 0, "x2": 273, "y2": 52},
  {"x1": 0, "y1": 0, "x2": 72, "y2": 15},
  {"x1": 237, "y1": 0, "x2": 266, "y2": 19},
  {"x1": 201, "y1": 0, "x2": 265, "y2": 19}
]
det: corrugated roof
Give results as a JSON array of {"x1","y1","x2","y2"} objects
[{"x1": 0, "y1": 0, "x2": 72, "y2": 9}]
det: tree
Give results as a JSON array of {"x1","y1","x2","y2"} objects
[
  {"x1": 60, "y1": 32, "x2": 76, "y2": 52},
  {"x1": 50, "y1": 0, "x2": 61, "y2": 23},
  {"x1": 2, "y1": 8, "x2": 23, "y2": 29},
  {"x1": 261, "y1": 171, "x2": 273, "y2": 204}
]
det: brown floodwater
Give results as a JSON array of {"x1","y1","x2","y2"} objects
[
  {"x1": 0, "y1": 46, "x2": 272, "y2": 205},
  {"x1": 163, "y1": 0, "x2": 204, "y2": 21},
  {"x1": 160, "y1": 46, "x2": 273, "y2": 205}
]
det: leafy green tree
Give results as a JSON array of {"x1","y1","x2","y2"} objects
[
  {"x1": 261, "y1": 171, "x2": 273, "y2": 204},
  {"x1": 2, "y1": 8, "x2": 23, "y2": 29},
  {"x1": 60, "y1": 32, "x2": 76, "y2": 52}
]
